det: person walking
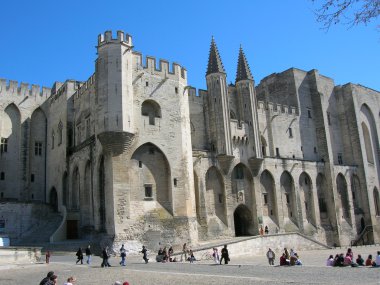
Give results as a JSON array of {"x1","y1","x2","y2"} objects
[
  {"x1": 119, "y1": 244, "x2": 126, "y2": 266},
  {"x1": 264, "y1": 225, "x2": 269, "y2": 235},
  {"x1": 181, "y1": 243, "x2": 188, "y2": 262},
  {"x1": 101, "y1": 247, "x2": 111, "y2": 267},
  {"x1": 212, "y1": 247, "x2": 220, "y2": 264},
  {"x1": 220, "y1": 245, "x2": 229, "y2": 265},
  {"x1": 45, "y1": 250, "x2": 51, "y2": 264},
  {"x1": 266, "y1": 248, "x2": 275, "y2": 265},
  {"x1": 75, "y1": 248, "x2": 83, "y2": 265},
  {"x1": 141, "y1": 245, "x2": 149, "y2": 263},
  {"x1": 85, "y1": 245, "x2": 92, "y2": 265},
  {"x1": 259, "y1": 226, "x2": 264, "y2": 236}
]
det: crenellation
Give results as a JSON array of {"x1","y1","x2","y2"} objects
[
  {"x1": 98, "y1": 30, "x2": 132, "y2": 47},
  {"x1": 0, "y1": 79, "x2": 51, "y2": 97}
]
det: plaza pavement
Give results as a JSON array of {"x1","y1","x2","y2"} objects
[{"x1": 0, "y1": 245, "x2": 379, "y2": 285}]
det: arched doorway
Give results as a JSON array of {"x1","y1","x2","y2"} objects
[
  {"x1": 205, "y1": 166, "x2": 226, "y2": 224},
  {"x1": 233, "y1": 204, "x2": 252, "y2": 236},
  {"x1": 260, "y1": 170, "x2": 278, "y2": 225},
  {"x1": 280, "y1": 171, "x2": 298, "y2": 227},
  {"x1": 49, "y1": 187, "x2": 58, "y2": 212}
]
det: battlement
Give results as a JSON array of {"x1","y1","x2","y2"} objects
[
  {"x1": 188, "y1": 87, "x2": 207, "y2": 104},
  {"x1": 133, "y1": 52, "x2": 187, "y2": 80},
  {"x1": 98, "y1": 30, "x2": 133, "y2": 47},
  {"x1": 257, "y1": 100, "x2": 298, "y2": 116},
  {"x1": 0, "y1": 78, "x2": 51, "y2": 98},
  {"x1": 73, "y1": 73, "x2": 96, "y2": 101}
]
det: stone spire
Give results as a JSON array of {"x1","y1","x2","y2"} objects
[
  {"x1": 235, "y1": 45, "x2": 253, "y2": 82},
  {"x1": 206, "y1": 37, "x2": 225, "y2": 75}
]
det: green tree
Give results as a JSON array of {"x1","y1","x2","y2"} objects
[{"x1": 312, "y1": 0, "x2": 380, "y2": 30}]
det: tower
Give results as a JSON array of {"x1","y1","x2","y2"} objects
[
  {"x1": 96, "y1": 30, "x2": 135, "y2": 153},
  {"x1": 235, "y1": 46, "x2": 262, "y2": 160},
  {"x1": 205, "y1": 37, "x2": 233, "y2": 162}
]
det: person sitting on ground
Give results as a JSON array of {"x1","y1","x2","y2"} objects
[
  {"x1": 374, "y1": 251, "x2": 380, "y2": 267},
  {"x1": 168, "y1": 246, "x2": 174, "y2": 260},
  {"x1": 284, "y1": 248, "x2": 290, "y2": 260},
  {"x1": 39, "y1": 271, "x2": 55, "y2": 285},
  {"x1": 189, "y1": 249, "x2": 195, "y2": 263},
  {"x1": 294, "y1": 253, "x2": 302, "y2": 265},
  {"x1": 158, "y1": 247, "x2": 163, "y2": 255},
  {"x1": 365, "y1": 254, "x2": 373, "y2": 266},
  {"x1": 326, "y1": 255, "x2": 334, "y2": 266},
  {"x1": 63, "y1": 276, "x2": 76, "y2": 285},
  {"x1": 356, "y1": 254, "x2": 364, "y2": 266},
  {"x1": 162, "y1": 247, "x2": 168, "y2": 262},
  {"x1": 280, "y1": 253, "x2": 287, "y2": 266},
  {"x1": 344, "y1": 253, "x2": 352, "y2": 266},
  {"x1": 46, "y1": 274, "x2": 58, "y2": 285},
  {"x1": 289, "y1": 249, "x2": 297, "y2": 266},
  {"x1": 336, "y1": 253, "x2": 345, "y2": 267},
  {"x1": 346, "y1": 248, "x2": 353, "y2": 259}
]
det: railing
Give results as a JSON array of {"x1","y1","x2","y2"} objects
[{"x1": 351, "y1": 225, "x2": 373, "y2": 246}]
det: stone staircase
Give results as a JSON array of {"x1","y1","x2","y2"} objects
[{"x1": 13, "y1": 211, "x2": 63, "y2": 246}]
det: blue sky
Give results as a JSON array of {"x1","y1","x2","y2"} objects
[{"x1": 0, "y1": 0, "x2": 379, "y2": 91}]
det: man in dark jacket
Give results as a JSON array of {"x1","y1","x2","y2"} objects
[
  {"x1": 220, "y1": 245, "x2": 229, "y2": 265},
  {"x1": 102, "y1": 247, "x2": 111, "y2": 267},
  {"x1": 85, "y1": 245, "x2": 92, "y2": 265},
  {"x1": 39, "y1": 271, "x2": 54, "y2": 285}
]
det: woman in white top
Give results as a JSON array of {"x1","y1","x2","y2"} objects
[{"x1": 63, "y1": 276, "x2": 76, "y2": 285}]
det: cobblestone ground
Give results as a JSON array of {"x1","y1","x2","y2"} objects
[{"x1": 0, "y1": 246, "x2": 379, "y2": 285}]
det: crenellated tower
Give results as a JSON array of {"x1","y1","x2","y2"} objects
[
  {"x1": 96, "y1": 30, "x2": 135, "y2": 153},
  {"x1": 235, "y1": 46, "x2": 262, "y2": 166},
  {"x1": 205, "y1": 38, "x2": 233, "y2": 170}
]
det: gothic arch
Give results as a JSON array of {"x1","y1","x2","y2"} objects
[
  {"x1": 231, "y1": 163, "x2": 254, "y2": 209},
  {"x1": 98, "y1": 156, "x2": 106, "y2": 232},
  {"x1": 49, "y1": 187, "x2": 58, "y2": 212},
  {"x1": 141, "y1": 100, "x2": 161, "y2": 125},
  {"x1": 62, "y1": 171, "x2": 68, "y2": 207},
  {"x1": 280, "y1": 171, "x2": 298, "y2": 227},
  {"x1": 71, "y1": 166, "x2": 80, "y2": 210},
  {"x1": 260, "y1": 170, "x2": 278, "y2": 225},
  {"x1": 374, "y1": 187, "x2": 380, "y2": 216},
  {"x1": 361, "y1": 122, "x2": 374, "y2": 163},
  {"x1": 131, "y1": 143, "x2": 172, "y2": 213},
  {"x1": 81, "y1": 160, "x2": 92, "y2": 227},
  {"x1": 336, "y1": 173, "x2": 351, "y2": 224},
  {"x1": 30, "y1": 108, "x2": 47, "y2": 201},
  {"x1": 205, "y1": 166, "x2": 226, "y2": 224},
  {"x1": 234, "y1": 204, "x2": 253, "y2": 236},
  {"x1": 299, "y1": 172, "x2": 316, "y2": 225}
]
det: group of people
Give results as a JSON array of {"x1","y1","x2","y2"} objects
[
  {"x1": 156, "y1": 245, "x2": 176, "y2": 262},
  {"x1": 279, "y1": 248, "x2": 302, "y2": 266},
  {"x1": 39, "y1": 271, "x2": 76, "y2": 285},
  {"x1": 75, "y1": 245, "x2": 92, "y2": 265},
  {"x1": 326, "y1": 248, "x2": 380, "y2": 267},
  {"x1": 259, "y1": 225, "x2": 270, "y2": 235}
]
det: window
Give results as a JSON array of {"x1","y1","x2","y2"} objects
[
  {"x1": 263, "y1": 194, "x2": 268, "y2": 205},
  {"x1": 0, "y1": 192, "x2": 3, "y2": 198},
  {"x1": 307, "y1": 109, "x2": 312, "y2": 118},
  {"x1": 327, "y1": 112, "x2": 331, "y2": 125},
  {"x1": 262, "y1": 146, "x2": 266, "y2": 156},
  {"x1": 173, "y1": 178, "x2": 177, "y2": 187},
  {"x1": 276, "y1": 148, "x2": 280, "y2": 157},
  {"x1": 288, "y1": 128, "x2": 293, "y2": 138},
  {"x1": 338, "y1": 153, "x2": 343, "y2": 165},
  {"x1": 175, "y1": 87, "x2": 178, "y2": 94},
  {"x1": 58, "y1": 121, "x2": 63, "y2": 145},
  {"x1": 218, "y1": 194, "x2": 223, "y2": 203},
  {"x1": 145, "y1": 81, "x2": 149, "y2": 87},
  {"x1": 235, "y1": 165, "x2": 244, "y2": 179},
  {"x1": 86, "y1": 117, "x2": 91, "y2": 138},
  {"x1": 31, "y1": 174, "x2": 35, "y2": 182},
  {"x1": 286, "y1": 194, "x2": 290, "y2": 204},
  {"x1": 35, "y1": 142, "x2": 42, "y2": 156},
  {"x1": 139, "y1": 161, "x2": 142, "y2": 168},
  {"x1": 144, "y1": 185, "x2": 152, "y2": 198},
  {"x1": 319, "y1": 198, "x2": 327, "y2": 213},
  {"x1": 0, "y1": 138, "x2": 8, "y2": 153},
  {"x1": 51, "y1": 131, "x2": 55, "y2": 149},
  {"x1": 314, "y1": 147, "x2": 317, "y2": 153},
  {"x1": 0, "y1": 172, "x2": 4, "y2": 180}
]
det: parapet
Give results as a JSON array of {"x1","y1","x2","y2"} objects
[
  {"x1": 257, "y1": 100, "x2": 299, "y2": 116},
  {"x1": 133, "y1": 52, "x2": 187, "y2": 80},
  {"x1": 98, "y1": 30, "x2": 133, "y2": 47},
  {"x1": 0, "y1": 78, "x2": 51, "y2": 98},
  {"x1": 188, "y1": 87, "x2": 207, "y2": 103}
]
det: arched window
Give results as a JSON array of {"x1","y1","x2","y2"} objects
[
  {"x1": 58, "y1": 121, "x2": 63, "y2": 145},
  {"x1": 141, "y1": 100, "x2": 161, "y2": 125},
  {"x1": 230, "y1": 110, "x2": 237, "y2": 120}
]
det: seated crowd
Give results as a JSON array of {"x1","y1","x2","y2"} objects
[
  {"x1": 279, "y1": 248, "x2": 302, "y2": 266},
  {"x1": 326, "y1": 248, "x2": 380, "y2": 267}
]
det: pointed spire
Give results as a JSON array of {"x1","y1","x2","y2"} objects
[
  {"x1": 206, "y1": 37, "x2": 225, "y2": 75},
  {"x1": 235, "y1": 45, "x2": 253, "y2": 82}
]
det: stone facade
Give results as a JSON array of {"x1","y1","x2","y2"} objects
[{"x1": 0, "y1": 30, "x2": 379, "y2": 249}]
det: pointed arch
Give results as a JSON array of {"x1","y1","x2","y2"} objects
[
  {"x1": 234, "y1": 204, "x2": 253, "y2": 236},
  {"x1": 260, "y1": 170, "x2": 278, "y2": 225},
  {"x1": 280, "y1": 171, "x2": 298, "y2": 227},
  {"x1": 71, "y1": 166, "x2": 80, "y2": 210},
  {"x1": 131, "y1": 143, "x2": 172, "y2": 212},
  {"x1": 374, "y1": 187, "x2": 380, "y2": 216},
  {"x1": 299, "y1": 172, "x2": 315, "y2": 225},
  {"x1": 141, "y1": 100, "x2": 161, "y2": 125},
  {"x1": 30, "y1": 108, "x2": 47, "y2": 201},
  {"x1": 231, "y1": 163, "x2": 254, "y2": 210},
  {"x1": 205, "y1": 166, "x2": 226, "y2": 224},
  {"x1": 336, "y1": 173, "x2": 351, "y2": 224}
]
